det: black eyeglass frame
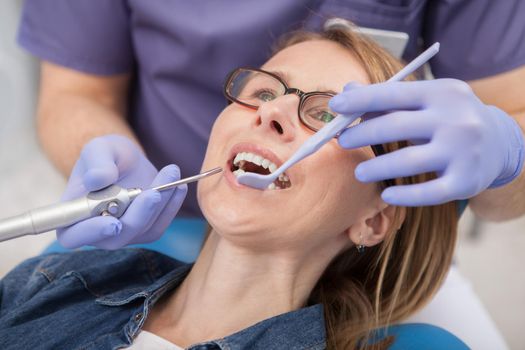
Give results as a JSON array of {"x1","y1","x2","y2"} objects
[
  {"x1": 223, "y1": 67, "x2": 336, "y2": 133},
  {"x1": 223, "y1": 66, "x2": 394, "y2": 188}
]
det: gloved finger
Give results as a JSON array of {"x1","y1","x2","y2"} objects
[
  {"x1": 354, "y1": 144, "x2": 447, "y2": 182},
  {"x1": 57, "y1": 215, "x2": 122, "y2": 249},
  {"x1": 380, "y1": 176, "x2": 459, "y2": 206},
  {"x1": 342, "y1": 81, "x2": 364, "y2": 92},
  {"x1": 130, "y1": 184, "x2": 188, "y2": 244},
  {"x1": 329, "y1": 81, "x2": 431, "y2": 114},
  {"x1": 61, "y1": 169, "x2": 90, "y2": 201},
  {"x1": 95, "y1": 189, "x2": 163, "y2": 249},
  {"x1": 79, "y1": 138, "x2": 120, "y2": 192},
  {"x1": 338, "y1": 110, "x2": 436, "y2": 149},
  {"x1": 128, "y1": 165, "x2": 186, "y2": 244},
  {"x1": 110, "y1": 165, "x2": 182, "y2": 246},
  {"x1": 139, "y1": 164, "x2": 183, "y2": 229}
]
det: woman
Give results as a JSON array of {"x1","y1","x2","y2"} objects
[{"x1": 0, "y1": 27, "x2": 465, "y2": 349}]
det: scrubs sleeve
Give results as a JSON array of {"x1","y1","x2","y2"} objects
[
  {"x1": 423, "y1": 0, "x2": 525, "y2": 80},
  {"x1": 17, "y1": 0, "x2": 134, "y2": 75}
]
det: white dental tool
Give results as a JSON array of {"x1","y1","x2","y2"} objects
[
  {"x1": 0, "y1": 167, "x2": 222, "y2": 243},
  {"x1": 236, "y1": 43, "x2": 440, "y2": 190}
]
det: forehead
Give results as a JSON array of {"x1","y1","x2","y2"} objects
[{"x1": 261, "y1": 39, "x2": 370, "y2": 92}]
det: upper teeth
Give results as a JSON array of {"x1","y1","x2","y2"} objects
[
  {"x1": 233, "y1": 152, "x2": 277, "y2": 173},
  {"x1": 232, "y1": 151, "x2": 290, "y2": 189}
]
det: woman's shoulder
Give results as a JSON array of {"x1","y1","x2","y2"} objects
[
  {"x1": 21, "y1": 248, "x2": 185, "y2": 280},
  {"x1": 0, "y1": 249, "x2": 188, "y2": 312},
  {"x1": 380, "y1": 323, "x2": 470, "y2": 350}
]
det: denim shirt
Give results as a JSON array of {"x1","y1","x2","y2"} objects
[
  {"x1": 0, "y1": 249, "x2": 326, "y2": 350},
  {"x1": 0, "y1": 249, "x2": 469, "y2": 350}
]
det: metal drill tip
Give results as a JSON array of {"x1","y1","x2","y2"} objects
[{"x1": 152, "y1": 167, "x2": 222, "y2": 192}]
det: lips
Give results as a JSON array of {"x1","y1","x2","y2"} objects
[{"x1": 226, "y1": 142, "x2": 293, "y2": 190}]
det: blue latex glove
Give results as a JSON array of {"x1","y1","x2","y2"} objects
[
  {"x1": 57, "y1": 134, "x2": 187, "y2": 249},
  {"x1": 330, "y1": 79, "x2": 525, "y2": 206}
]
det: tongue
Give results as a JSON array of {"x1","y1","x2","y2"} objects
[{"x1": 243, "y1": 161, "x2": 270, "y2": 175}]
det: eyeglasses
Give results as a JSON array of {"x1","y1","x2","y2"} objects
[{"x1": 223, "y1": 67, "x2": 361, "y2": 132}]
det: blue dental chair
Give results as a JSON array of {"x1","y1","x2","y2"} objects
[{"x1": 41, "y1": 217, "x2": 207, "y2": 263}]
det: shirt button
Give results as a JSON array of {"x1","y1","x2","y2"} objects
[{"x1": 134, "y1": 312, "x2": 143, "y2": 322}]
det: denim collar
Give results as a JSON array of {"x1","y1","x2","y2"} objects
[
  {"x1": 208, "y1": 303, "x2": 326, "y2": 350},
  {"x1": 94, "y1": 262, "x2": 192, "y2": 306}
]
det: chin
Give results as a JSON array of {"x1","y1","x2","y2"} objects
[
  {"x1": 203, "y1": 196, "x2": 268, "y2": 235},
  {"x1": 199, "y1": 183, "x2": 285, "y2": 243}
]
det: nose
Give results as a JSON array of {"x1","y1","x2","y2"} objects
[{"x1": 255, "y1": 94, "x2": 299, "y2": 142}]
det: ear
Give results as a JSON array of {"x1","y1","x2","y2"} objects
[{"x1": 347, "y1": 205, "x2": 405, "y2": 248}]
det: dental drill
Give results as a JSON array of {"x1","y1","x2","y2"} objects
[{"x1": 0, "y1": 167, "x2": 222, "y2": 243}]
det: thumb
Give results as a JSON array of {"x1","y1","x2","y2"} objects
[
  {"x1": 57, "y1": 215, "x2": 122, "y2": 249},
  {"x1": 330, "y1": 81, "x2": 365, "y2": 112},
  {"x1": 83, "y1": 166, "x2": 119, "y2": 192},
  {"x1": 342, "y1": 81, "x2": 364, "y2": 92},
  {"x1": 80, "y1": 138, "x2": 121, "y2": 191}
]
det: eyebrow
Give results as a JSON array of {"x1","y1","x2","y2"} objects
[
  {"x1": 315, "y1": 86, "x2": 338, "y2": 95},
  {"x1": 268, "y1": 69, "x2": 290, "y2": 82},
  {"x1": 268, "y1": 69, "x2": 338, "y2": 95}
]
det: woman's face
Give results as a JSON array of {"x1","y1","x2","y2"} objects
[{"x1": 198, "y1": 39, "x2": 382, "y2": 252}]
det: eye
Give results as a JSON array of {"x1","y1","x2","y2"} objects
[
  {"x1": 251, "y1": 88, "x2": 277, "y2": 102},
  {"x1": 310, "y1": 109, "x2": 336, "y2": 123}
]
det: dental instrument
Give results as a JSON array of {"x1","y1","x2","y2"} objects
[
  {"x1": 0, "y1": 167, "x2": 222, "y2": 243},
  {"x1": 236, "y1": 42, "x2": 440, "y2": 190}
]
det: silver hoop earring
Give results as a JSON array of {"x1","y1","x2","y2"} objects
[{"x1": 356, "y1": 232, "x2": 365, "y2": 253}]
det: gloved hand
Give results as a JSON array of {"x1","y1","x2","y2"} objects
[
  {"x1": 329, "y1": 79, "x2": 525, "y2": 206},
  {"x1": 57, "y1": 134, "x2": 187, "y2": 249}
]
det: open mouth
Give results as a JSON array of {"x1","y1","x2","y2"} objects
[{"x1": 230, "y1": 151, "x2": 292, "y2": 190}]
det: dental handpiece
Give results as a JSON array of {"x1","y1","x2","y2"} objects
[{"x1": 0, "y1": 167, "x2": 222, "y2": 243}]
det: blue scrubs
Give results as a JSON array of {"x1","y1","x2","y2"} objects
[{"x1": 18, "y1": 0, "x2": 525, "y2": 216}]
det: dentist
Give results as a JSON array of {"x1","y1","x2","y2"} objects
[{"x1": 18, "y1": 1, "x2": 525, "y2": 247}]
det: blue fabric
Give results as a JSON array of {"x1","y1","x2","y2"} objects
[
  {"x1": 42, "y1": 217, "x2": 207, "y2": 263},
  {"x1": 1, "y1": 248, "x2": 468, "y2": 349},
  {"x1": 18, "y1": 0, "x2": 525, "y2": 217},
  {"x1": 458, "y1": 199, "x2": 469, "y2": 217},
  {"x1": 383, "y1": 323, "x2": 469, "y2": 349}
]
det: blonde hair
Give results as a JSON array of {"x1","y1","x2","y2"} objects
[{"x1": 274, "y1": 26, "x2": 458, "y2": 349}]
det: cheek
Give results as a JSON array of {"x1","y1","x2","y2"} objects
[
  {"x1": 208, "y1": 111, "x2": 232, "y2": 146},
  {"x1": 315, "y1": 143, "x2": 369, "y2": 186},
  {"x1": 304, "y1": 145, "x2": 378, "y2": 226},
  {"x1": 201, "y1": 109, "x2": 237, "y2": 167},
  {"x1": 334, "y1": 147, "x2": 378, "y2": 199},
  {"x1": 198, "y1": 113, "x2": 231, "y2": 207}
]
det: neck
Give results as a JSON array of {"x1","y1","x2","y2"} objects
[{"x1": 145, "y1": 230, "x2": 345, "y2": 346}]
